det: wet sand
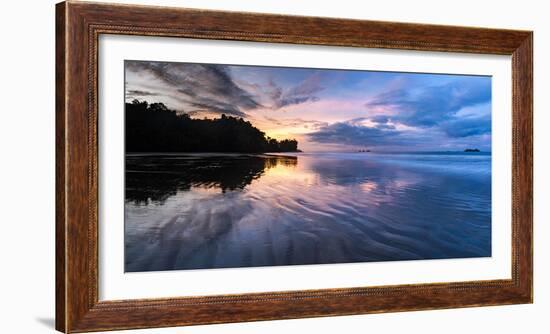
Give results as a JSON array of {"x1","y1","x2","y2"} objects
[{"x1": 125, "y1": 152, "x2": 491, "y2": 272}]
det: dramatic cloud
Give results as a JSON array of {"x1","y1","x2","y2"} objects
[
  {"x1": 268, "y1": 74, "x2": 324, "y2": 109},
  {"x1": 125, "y1": 61, "x2": 262, "y2": 116},
  {"x1": 364, "y1": 77, "x2": 491, "y2": 138},
  {"x1": 263, "y1": 116, "x2": 328, "y2": 130},
  {"x1": 308, "y1": 121, "x2": 407, "y2": 147},
  {"x1": 440, "y1": 114, "x2": 491, "y2": 138},
  {"x1": 306, "y1": 118, "x2": 489, "y2": 151},
  {"x1": 126, "y1": 89, "x2": 159, "y2": 97}
]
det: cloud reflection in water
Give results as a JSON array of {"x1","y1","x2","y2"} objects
[{"x1": 125, "y1": 152, "x2": 491, "y2": 272}]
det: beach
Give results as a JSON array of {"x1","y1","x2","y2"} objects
[{"x1": 124, "y1": 152, "x2": 491, "y2": 272}]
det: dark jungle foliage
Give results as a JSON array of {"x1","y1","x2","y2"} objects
[{"x1": 126, "y1": 100, "x2": 299, "y2": 153}]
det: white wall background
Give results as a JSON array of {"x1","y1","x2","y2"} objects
[{"x1": 0, "y1": 0, "x2": 546, "y2": 333}]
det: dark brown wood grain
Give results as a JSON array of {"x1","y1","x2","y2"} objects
[
  {"x1": 56, "y1": 1, "x2": 533, "y2": 332},
  {"x1": 55, "y1": 2, "x2": 67, "y2": 332}
]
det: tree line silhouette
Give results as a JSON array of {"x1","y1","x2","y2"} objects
[{"x1": 126, "y1": 100, "x2": 299, "y2": 153}]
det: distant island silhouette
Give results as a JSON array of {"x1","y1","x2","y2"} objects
[
  {"x1": 126, "y1": 100, "x2": 299, "y2": 153},
  {"x1": 464, "y1": 148, "x2": 481, "y2": 152}
]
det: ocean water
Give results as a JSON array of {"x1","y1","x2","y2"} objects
[{"x1": 124, "y1": 152, "x2": 491, "y2": 272}]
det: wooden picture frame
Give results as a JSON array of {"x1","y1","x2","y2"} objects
[{"x1": 56, "y1": 1, "x2": 533, "y2": 332}]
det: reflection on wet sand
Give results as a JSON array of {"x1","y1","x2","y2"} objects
[
  {"x1": 125, "y1": 153, "x2": 491, "y2": 272},
  {"x1": 125, "y1": 154, "x2": 297, "y2": 204}
]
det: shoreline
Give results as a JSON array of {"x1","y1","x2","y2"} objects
[{"x1": 125, "y1": 151, "x2": 491, "y2": 156}]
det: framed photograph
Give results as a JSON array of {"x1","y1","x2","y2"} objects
[{"x1": 56, "y1": 1, "x2": 532, "y2": 332}]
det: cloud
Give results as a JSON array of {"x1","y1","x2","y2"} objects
[
  {"x1": 369, "y1": 115, "x2": 391, "y2": 124},
  {"x1": 440, "y1": 114, "x2": 491, "y2": 138},
  {"x1": 126, "y1": 89, "x2": 159, "y2": 97},
  {"x1": 307, "y1": 121, "x2": 408, "y2": 147},
  {"x1": 125, "y1": 61, "x2": 262, "y2": 116},
  {"x1": 307, "y1": 119, "x2": 490, "y2": 151},
  {"x1": 263, "y1": 116, "x2": 328, "y2": 130},
  {"x1": 364, "y1": 77, "x2": 491, "y2": 137},
  {"x1": 269, "y1": 74, "x2": 324, "y2": 109}
]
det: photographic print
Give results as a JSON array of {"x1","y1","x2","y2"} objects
[{"x1": 124, "y1": 60, "x2": 492, "y2": 272}]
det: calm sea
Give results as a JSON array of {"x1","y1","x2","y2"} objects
[{"x1": 124, "y1": 152, "x2": 491, "y2": 272}]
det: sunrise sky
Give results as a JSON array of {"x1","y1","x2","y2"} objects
[{"x1": 125, "y1": 60, "x2": 492, "y2": 152}]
